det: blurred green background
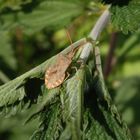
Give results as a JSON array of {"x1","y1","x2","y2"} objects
[{"x1": 0, "y1": 0, "x2": 140, "y2": 140}]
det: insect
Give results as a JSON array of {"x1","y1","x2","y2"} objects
[
  {"x1": 45, "y1": 45, "x2": 82, "y2": 89},
  {"x1": 45, "y1": 29, "x2": 87, "y2": 89}
]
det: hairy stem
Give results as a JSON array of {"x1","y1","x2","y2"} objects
[
  {"x1": 80, "y1": 7, "x2": 110, "y2": 61},
  {"x1": 89, "y1": 7, "x2": 110, "y2": 41}
]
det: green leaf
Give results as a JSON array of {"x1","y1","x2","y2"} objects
[
  {"x1": 0, "y1": 80, "x2": 25, "y2": 107},
  {"x1": 30, "y1": 67, "x2": 86, "y2": 140},
  {"x1": 0, "y1": 40, "x2": 132, "y2": 139},
  {"x1": 110, "y1": 1, "x2": 140, "y2": 33},
  {"x1": 60, "y1": 67, "x2": 86, "y2": 140},
  {"x1": 0, "y1": 31, "x2": 17, "y2": 70},
  {"x1": 31, "y1": 99, "x2": 62, "y2": 140},
  {"x1": 0, "y1": 52, "x2": 54, "y2": 116},
  {"x1": 25, "y1": 86, "x2": 59, "y2": 124},
  {"x1": 116, "y1": 32, "x2": 140, "y2": 64},
  {"x1": 18, "y1": 0, "x2": 84, "y2": 34},
  {"x1": 0, "y1": 0, "x2": 87, "y2": 34},
  {"x1": 83, "y1": 46, "x2": 132, "y2": 139},
  {"x1": 29, "y1": 44, "x2": 131, "y2": 140},
  {"x1": 0, "y1": 100, "x2": 30, "y2": 117},
  {"x1": 0, "y1": 38, "x2": 86, "y2": 115},
  {"x1": 0, "y1": 0, "x2": 31, "y2": 10},
  {"x1": 82, "y1": 81, "x2": 132, "y2": 140},
  {"x1": 100, "y1": 105, "x2": 131, "y2": 140},
  {"x1": 83, "y1": 110, "x2": 113, "y2": 140}
]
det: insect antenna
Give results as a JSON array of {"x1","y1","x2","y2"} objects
[
  {"x1": 65, "y1": 28, "x2": 73, "y2": 46},
  {"x1": 65, "y1": 28, "x2": 75, "y2": 58}
]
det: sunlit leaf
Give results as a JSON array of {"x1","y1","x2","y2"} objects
[
  {"x1": 110, "y1": 1, "x2": 140, "y2": 33},
  {"x1": 60, "y1": 67, "x2": 86, "y2": 140},
  {"x1": 0, "y1": 39, "x2": 86, "y2": 116}
]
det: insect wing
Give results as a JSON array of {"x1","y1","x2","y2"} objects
[{"x1": 45, "y1": 54, "x2": 69, "y2": 89}]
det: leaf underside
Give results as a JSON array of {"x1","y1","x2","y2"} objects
[
  {"x1": 0, "y1": 43, "x2": 131, "y2": 139},
  {"x1": 0, "y1": 0, "x2": 133, "y2": 139},
  {"x1": 30, "y1": 66, "x2": 131, "y2": 140}
]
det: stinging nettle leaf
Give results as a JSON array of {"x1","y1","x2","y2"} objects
[
  {"x1": 0, "y1": 0, "x2": 32, "y2": 11},
  {"x1": 99, "y1": 105, "x2": 132, "y2": 140},
  {"x1": 60, "y1": 67, "x2": 86, "y2": 140},
  {"x1": 0, "y1": 32, "x2": 17, "y2": 70},
  {"x1": 31, "y1": 100, "x2": 62, "y2": 140},
  {"x1": 0, "y1": 0, "x2": 87, "y2": 34},
  {"x1": 110, "y1": 2, "x2": 140, "y2": 33},
  {"x1": 25, "y1": 86, "x2": 60, "y2": 124},
  {"x1": 17, "y1": 0, "x2": 85, "y2": 34},
  {"x1": 83, "y1": 109, "x2": 113, "y2": 140},
  {"x1": 0, "y1": 38, "x2": 86, "y2": 115}
]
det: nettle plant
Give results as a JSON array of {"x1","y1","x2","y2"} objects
[{"x1": 0, "y1": 0, "x2": 139, "y2": 139}]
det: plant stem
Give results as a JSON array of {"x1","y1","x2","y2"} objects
[
  {"x1": 15, "y1": 28, "x2": 25, "y2": 72},
  {"x1": 89, "y1": 7, "x2": 110, "y2": 41},
  {"x1": 103, "y1": 32, "x2": 118, "y2": 79},
  {"x1": 80, "y1": 6, "x2": 110, "y2": 61}
]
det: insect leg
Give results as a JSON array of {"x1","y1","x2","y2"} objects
[
  {"x1": 71, "y1": 66, "x2": 78, "y2": 72},
  {"x1": 64, "y1": 72, "x2": 70, "y2": 81}
]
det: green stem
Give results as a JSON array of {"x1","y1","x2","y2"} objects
[{"x1": 80, "y1": 7, "x2": 110, "y2": 62}]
